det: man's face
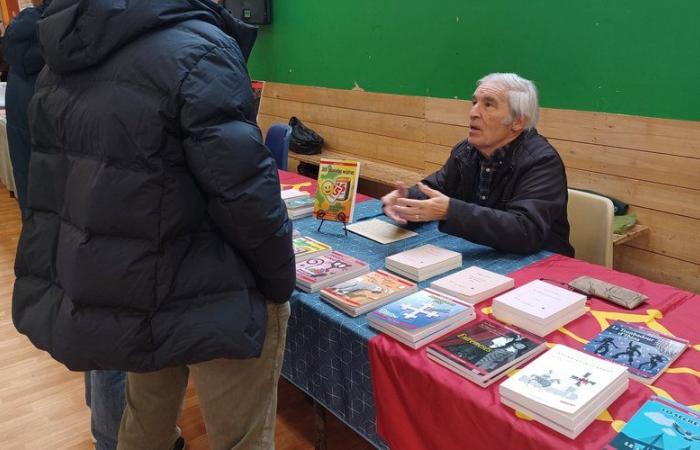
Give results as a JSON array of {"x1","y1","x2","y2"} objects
[{"x1": 468, "y1": 82, "x2": 523, "y2": 155}]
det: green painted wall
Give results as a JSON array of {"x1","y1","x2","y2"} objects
[{"x1": 247, "y1": 1, "x2": 700, "y2": 122}]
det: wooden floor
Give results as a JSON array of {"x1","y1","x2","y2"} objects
[{"x1": 0, "y1": 184, "x2": 374, "y2": 450}]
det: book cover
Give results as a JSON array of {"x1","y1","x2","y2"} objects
[
  {"x1": 493, "y1": 279, "x2": 586, "y2": 321},
  {"x1": 386, "y1": 244, "x2": 461, "y2": 270},
  {"x1": 281, "y1": 188, "x2": 309, "y2": 201},
  {"x1": 346, "y1": 219, "x2": 418, "y2": 244},
  {"x1": 296, "y1": 251, "x2": 367, "y2": 285},
  {"x1": 606, "y1": 396, "x2": 700, "y2": 450},
  {"x1": 430, "y1": 266, "x2": 514, "y2": 304},
  {"x1": 293, "y1": 236, "x2": 331, "y2": 262},
  {"x1": 368, "y1": 289, "x2": 469, "y2": 331},
  {"x1": 500, "y1": 344, "x2": 628, "y2": 415},
  {"x1": 428, "y1": 319, "x2": 544, "y2": 377},
  {"x1": 583, "y1": 321, "x2": 688, "y2": 382},
  {"x1": 322, "y1": 270, "x2": 416, "y2": 308},
  {"x1": 313, "y1": 159, "x2": 360, "y2": 223},
  {"x1": 287, "y1": 197, "x2": 314, "y2": 209}
]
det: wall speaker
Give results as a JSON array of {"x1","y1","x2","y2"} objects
[{"x1": 223, "y1": 0, "x2": 271, "y2": 25}]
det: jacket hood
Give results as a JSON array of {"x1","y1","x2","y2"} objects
[{"x1": 37, "y1": 0, "x2": 257, "y2": 74}]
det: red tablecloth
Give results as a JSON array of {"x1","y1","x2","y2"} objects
[
  {"x1": 369, "y1": 254, "x2": 700, "y2": 450},
  {"x1": 279, "y1": 170, "x2": 372, "y2": 203}
]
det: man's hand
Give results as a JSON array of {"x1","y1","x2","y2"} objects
[
  {"x1": 394, "y1": 182, "x2": 450, "y2": 222},
  {"x1": 381, "y1": 181, "x2": 409, "y2": 225}
]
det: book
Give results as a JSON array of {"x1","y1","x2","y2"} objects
[
  {"x1": 426, "y1": 319, "x2": 546, "y2": 387},
  {"x1": 286, "y1": 196, "x2": 314, "y2": 219},
  {"x1": 281, "y1": 188, "x2": 309, "y2": 202},
  {"x1": 606, "y1": 396, "x2": 700, "y2": 450},
  {"x1": 320, "y1": 270, "x2": 418, "y2": 317},
  {"x1": 583, "y1": 321, "x2": 688, "y2": 384},
  {"x1": 293, "y1": 236, "x2": 332, "y2": 263},
  {"x1": 313, "y1": 159, "x2": 361, "y2": 223},
  {"x1": 500, "y1": 344, "x2": 628, "y2": 439},
  {"x1": 492, "y1": 279, "x2": 587, "y2": 337},
  {"x1": 367, "y1": 288, "x2": 476, "y2": 349},
  {"x1": 430, "y1": 266, "x2": 514, "y2": 305},
  {"x1": 346, "y1": 218, "x2": 418, "y2": 244},
  {"x1": 295, "y1": 251, "x2": 370, "y2": 292},
  {"x1": 385, "y1": 244, "x2": 462, "y2": 282}
]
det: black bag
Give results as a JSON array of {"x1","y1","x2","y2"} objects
[{"x1": 288, "y1": 116, "x2": 324, "y2": 155}]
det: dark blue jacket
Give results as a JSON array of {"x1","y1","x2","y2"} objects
[
  {"x1": 13, "y1": 0, "x2": 295, "y2": 372},
  {"x1": 3, "y1": 3, "x2": 47, "y2": 209}
]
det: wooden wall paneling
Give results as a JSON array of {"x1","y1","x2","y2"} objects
[
  {"x1": 613, "y1": 246, "x2": 700, "y2": 294},
  {"x1": 262, "y1": 82, "x2": 425, "y2": 118},
  {"x1": 566, "y1": 168, "x2": 700, "y2": 220},
  {"x1": 425, "y1": 122, "x2": 467, "y2": 146},
  {"x1": 554, "y1": 140, "x2": 700, "y2": 190},
  {"x1": 423, "y1": 143, "x2": 451, "y2": 166},
  {"x1": 539, "y1": 108, "x2": 700, "y2": 158},
  {"x1": 622, "y1": 207, "x2": 700, "y2": 265},
  {"x1": 261, "y1": 97, "x2": 426, "y2": 142},
  {"x1": 258, "y1": 113, "x2": 426, "y2": 170},
  {"x1": 423, "y1": 162, "x2": 443, "y2": 176},
  {"x1": 425, "y1": 97, "x2": 470, "y2": 126}
]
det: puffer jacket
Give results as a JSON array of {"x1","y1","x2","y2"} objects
[
  {"x1": 410, "y1": 129, "x2": 574, "y2": 256},
  {"x1": 12, "y1": 0, "x2": 295, "y2": 372}
]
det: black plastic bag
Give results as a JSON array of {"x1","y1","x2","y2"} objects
[{"x1": 288, "y1": 116, "x2": 324, "y2": 155}]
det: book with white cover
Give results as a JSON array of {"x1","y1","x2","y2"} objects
[
  {"x1": 493, "y1": 280, "x2": 587, "y2": 324},
  {"x1": 500, "y1": 345, "x2": 628, "y2": 423},
  {"x1": 367, "y1": 288, "x2": 475, "y2": 348},
  {"x1": 346, "y1": 218, "x2": 418, "y2": 244},
  {"x1": 385, "y1": 244, "x2": 462, "y2": 281},
  {"x1": 281, "y1": 188, "x2": 309, "y2": 201},
  {"x1": 295, "y1": 251, "x2": 370, "y2": 292},
  {"x1": 430, "y1": 266, "x2": 514, "y2": 305}
]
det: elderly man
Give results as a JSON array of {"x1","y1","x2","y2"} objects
[{"x1": 382, "y1": 73, "x2": 574, "y2": 256}]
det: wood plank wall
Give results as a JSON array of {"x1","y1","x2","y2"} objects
[{"x1": 257, "y1": 83, "x2": 700, "y2": 293}]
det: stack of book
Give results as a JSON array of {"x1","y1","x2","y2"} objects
[
  {"x1": 583, "y1": 321, "x2": 688, "y2": 384},
  {"x1": 499, "y1": 344, "x2": 629, "y2": 439},
  {"x1": 281, "y1": 188, "x2": 309, "y2": 202},
  {"x1": 606, "y1": 396, "x2": 700, "y2": 450},
  {"x1": 320, "y1": 270, "x2": 418, "y2": 317},
  {"x1": 367, "y1": 288, "x2": 476, "y2": 349},
  {"x1": 492, "y1": 279, "x2": 587, "y2": 337},
  {"x1": 293, "y1": 236, "x2": 331, "y2": 263},
  {"x1": 286, "y1": 196, "x2": 314, "y2": 219},
  {"x1": 426, "y1": 319, "x2": 546, "y2": 387},
  {"x1": 385, "y1": 244, "x2": 462, "y2": 282},
  {"x1": 430, "y1": 266, "x2": 514, "y2": 306},
  {"x1": 295, "y1": 251, "x2": 370, "y2": 292}
]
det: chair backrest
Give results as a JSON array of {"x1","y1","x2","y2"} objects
[
  {"x1": 567, "y1": 189, "x2": 615, "y2": 267},
  {"x1": 264, "y1": 123, "x2": 292, "y2": 170}
]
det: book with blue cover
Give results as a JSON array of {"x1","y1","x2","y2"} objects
[
  {"x1": 367, "y1": 288, "x2": 476, "y2": 349},
  {"x1": 606, "y1": 396, "x2": 700, "y2": 450},
  {"x1": 583, "y1": 321, "x2": 688, "y2": 384}
]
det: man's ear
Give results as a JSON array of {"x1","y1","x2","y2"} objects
[{"x1": 511, "y1": 115, "x2": 526, "y2": 133}]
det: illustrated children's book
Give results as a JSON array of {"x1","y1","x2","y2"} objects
[
  {"x1": 583, "y1": 321, "x2": 688, "y2": 384},
  {"x1": 295, "y1": 251, "x2": 370, "y2": 292},
  {"x1": 293, "y1": 236, "x2": 332, "y2": 263},
  {"x1": 313, "y1": 159, "x2": 360, "y2": 223},
  {"x1": 606, "y1": 396, "x2": 700, "y2": 450}
]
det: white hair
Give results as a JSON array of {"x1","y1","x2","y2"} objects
[{"x1": 477, "y1": 73, "x2": 540, "y2": 130}]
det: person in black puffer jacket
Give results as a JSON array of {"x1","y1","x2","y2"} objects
[
  {"x1": 382, "y1": 73, "x2": 574, "y2": 257},
  {"x1": 12, "y1": 1, "x2": 295, "y2": 449},
  {"x1": 3, "y1": 0, "x2": 49, "y2": 211}
]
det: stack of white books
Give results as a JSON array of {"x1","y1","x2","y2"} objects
[
  {"x1": 499, "y1": 344, "x2": 629, "y2": 439},
  {"x1": 492, "y1": 279, "x2": 587, "y2": 337},
  {"x1": 293, "y1": 236, "x2": 332, "y2": 263},
  {"x1": 320, "y1": 270, "x2": 417, "y2": 317},
  {"x1": 385, "y1": 244, "x2": 462, "y2": 282},
  {"x1": 295, "y1": 251, "x2": 370, "y2": 292},
  {"x1": 281, "y1": 188, "x2": 308, "y2": 202},
  {"x1": 367, "y1": 288, "x2": 476, "y2": 349},
  {"x1": 281, "y1": 189, "x2": 314, "y2": 219},
  {"x1": 430, "y1": 266, "x2": 514, "y2": 306}
]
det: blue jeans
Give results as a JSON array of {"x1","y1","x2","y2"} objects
[{"x1": 85, "y1": 370, "x2": 127, "y2": 450}]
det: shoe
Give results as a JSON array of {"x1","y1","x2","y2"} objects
[{"x1": 172, "y1": 436, "x2": 185, "y2": 450}]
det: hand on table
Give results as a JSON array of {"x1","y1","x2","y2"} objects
[{"x1": 393, "y1": 182, "x2": 450, "y2": 223}]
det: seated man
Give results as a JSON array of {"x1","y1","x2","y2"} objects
[{"x1": 382, "y1": 73, "x2": 574, "y2": 256}]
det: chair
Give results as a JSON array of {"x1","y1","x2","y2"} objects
[
  {"x1": 567, "y1": 189, "x2": 614, "y2": 268},
  {"x1": 264, "y1": 123, "x2": 292, "y2": 170}
]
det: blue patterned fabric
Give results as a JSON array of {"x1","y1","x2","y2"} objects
[{"x1": 283, "y1": 199, "x2": 549, "y2": 448}]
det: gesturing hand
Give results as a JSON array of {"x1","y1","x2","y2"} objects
[
  {"x1": 381, "y1": 182, "x2": 409, "y2": 225},
  {"x1": 394, "y1": 182, "x2": 450, "y2": 222}
]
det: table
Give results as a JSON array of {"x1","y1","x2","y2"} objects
[
  {"x1": 278, "y1": 171, "x2": 549, "y2": 448},
  {"x1": 370, "y1": 254, "x2": 700, "y2": 450}
]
